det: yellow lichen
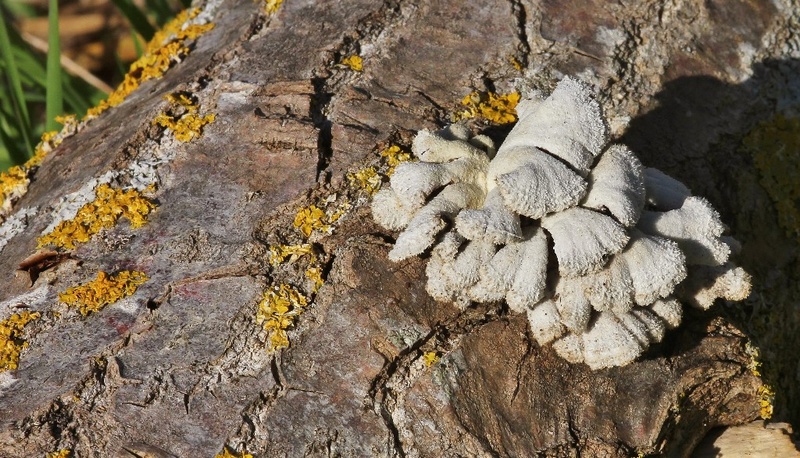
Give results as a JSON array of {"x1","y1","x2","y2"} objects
[
  {"x1": 341, "y1": 55, "x2": 363, "y2": 72},
  {"x1": 741, "y1": 114, "x2": 800, "y2": 241},
  {"x1": 1, "y1": 116, "x2": 81, "y2": 216},
  {"x1": 509, "y1": 56, "x2": 524, "y2": 71},
  {"x1": 347, "y1": 166, "x2": 382, "y2": 195},
  {"x1": 0, "y1": 311, "x2": 40, "y2": 372},
  {"x1": 46, "y1": 451, "x2": 72, "y2": 458},
  {"x1": 758, "y1": 384, "x2": 775, "y2": 419},
  {"x1": 38, "y1": 184, "x2": 156, "y2": 250},
  {"x1": 423, "y1": 351, "x2": 440, "y2": 367},
  {"x1": 455, "y1": 91, "x2": 520, "y2": 124},
  {"x1": 256, "y1": 284, "x2": 308, "y2": 350},
  {"x1": 379, "y1": 145, "x2": 411, "y2": 175},
  {"x1": 85, "y1": 9, "x2": 215, "y2": 119},
  {"x1": 0, "y1": 166, "x2": 30, "y2": 212},
  {"x1": 58, "y1": 271, "x2": 148, "y2": 316},
  {"x1": 152, "y1": 92, "x2": 216, "y2": 142},
  {"x1": 293, "y1": 205, "x2": 331, "y2": 238},
  {"x1": 263, "y1": 0, "x2": 284, "y2": 15},
  {"x1": 745, "y1": 341, "x2": 763, "y2": 377},
  {"x1": 304, "y1": 266, "x2": 324, "y2": 293}
]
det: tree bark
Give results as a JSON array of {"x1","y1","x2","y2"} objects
[{"x1": 1, "y1": 0, "x2": 799, "y2": 456}]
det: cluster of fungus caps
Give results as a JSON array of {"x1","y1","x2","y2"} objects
[{"x1": 372, "y1": 77, "x2": 752, "y2": 370}]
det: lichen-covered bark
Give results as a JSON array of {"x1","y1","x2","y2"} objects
[{"x1": 0, "y1": 0, "x2": 798, "y2": 456}]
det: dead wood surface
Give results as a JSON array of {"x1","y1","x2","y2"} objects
[{"x1": 1, "y1": 0, "x2": 799, "y2": 456}]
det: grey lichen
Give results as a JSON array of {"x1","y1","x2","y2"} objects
[{"x1": 372, "y1": 77, "x2": 752, "y2": 370}]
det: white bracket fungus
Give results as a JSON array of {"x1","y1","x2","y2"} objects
[{"x1": 371, "y1": 77, "x2": 752, "y2": 370}]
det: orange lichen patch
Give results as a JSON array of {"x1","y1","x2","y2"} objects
[
  {"x1": 38, "y1": 184, "x2": 156, "y2": 250},
  {"x1": 46, "y1": 450, "x2": 72, "y2": 458},
  {"x1": 293, "y1": 205, "x2": 330, "y2": 238},
  {"x1": 379, "y1": 145, "x2": 411, "y2": 175},
  {"x1": 0, "y1": 311, "x2": 41, "y2": 372},
  {"x1": 256, "y1": 284, "x2": 308, "y2": 350},
  {"x1": 85, "y1": 9, "x2": 215, "y2": 119},
  {"x1": 152, "y1": 92, "x2": 216, "y2": 142},
  {"x1": 741, "y1": 114, "x2": 800, "y2": 241},
  {"x1": 58, "y1": 270, "x2": 148, "y2": 316},
  {"x1": 455, "y1": 91, "x2": 520, "y2": 124},
  {"x1": 341, "y1": 55, "x2": 363, "y2": 72},
  {"x1": 347, "y1": 166, "x2": 381, "y2": 195},
  {"x1": 263, "y1": 0, "x2": 284, "y2": 15}
]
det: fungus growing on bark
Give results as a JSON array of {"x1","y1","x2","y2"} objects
[{"x1": 372, "y1": 77, "x2": 751, "y2": 369}]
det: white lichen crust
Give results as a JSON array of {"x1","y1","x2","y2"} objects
[{"x1": 372, "y1": 77, "x2": 751, "y2": 370}]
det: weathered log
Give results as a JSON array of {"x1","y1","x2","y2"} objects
[{"x1": 1, "y1": 0, "x2": 798, "y2": 456}]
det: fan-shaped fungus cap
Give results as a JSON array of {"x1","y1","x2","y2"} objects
[
  {"x1": 582, "y1": 144, "x2": 646, "y2": 226},
  {"x1": 388, "y1": 183, "x2": 484, "y2": 262},
  {"x1": 648, "y1": 297, "x2": 683, "y2": 329},
  {"x1": 490, "y1": 146, "x2": 587, "y2": 220},
  {"x1": 637, "y1": 196, "x2": 730, "y2": 266},
  {"x1": 456, "y1": 188, "x2": 523, "y2": 244},
  {"x1": 582, "y1": 313, "x2": 644, "y2": 370},
  {"x1": 643, "y1": 168, "x2": 692, "y2": 210},
  {"x1": 371, "y1": 188, "x2": 415, "y2": 231},
  {"x1": 541, "y1": 207, "x2": 629, "y2": 277},
  {"x1": 527, "y1": 300, "x2": 566, "y2": 345},
  {"x1": 678, "y1": 263, "x2": 752, "y2": 309},
  {"x1": 498, "y1": 77, "x2": 608, "y2": 174},
  {"x1": 469, "y1": 227, "x2": 549, "y2": 310}
]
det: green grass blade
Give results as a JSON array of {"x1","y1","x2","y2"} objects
[
  {"x1": 0, "y1": 9, "x2": 33, "y2": 160},
  {"x1": 45, "y1": 0, "x2": 63, "y2": 131},
  {"x1": 110, "y1": 0, "x2": 156, "y2": 41}
]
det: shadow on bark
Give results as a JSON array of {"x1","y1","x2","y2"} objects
[{"x1": 622, "y1": 58, "x2": 800, "y2": 431}]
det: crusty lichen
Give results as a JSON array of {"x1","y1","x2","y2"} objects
[
  {"x1": 347, "y1": 167, "x2": 382, "y2": 195},
  {"x1": 268, "y1": 243, "x2": 315, "y2": 265},
  {"x1": 423, "y1": 351, "x2": 440, "y2": 367},
  {"x1": 741, "y1": 114, "x2": 800, "y2": 242},
  {"x1": 152, "y1": 92, "x2": 216, "y2": 142},
  {"x1": 293, "y1": 205, "x2": 330, "y2": 238},
  {"x1": 58, "y1": 271, "x2": 148, "y2": 316},
  {"x1": 0, "y1": 311, "x2": 40, "y2": 372},
  {"x1": 1, "y1": 116, "x2": 80, "y2": 218},
  {"x1": 341, "y1": 55, "x2": 364, "y2": 72},
  {"x1": 85, "y1": 8, "x2": 215, "y2": 119},
  {"x1": 758, "y1": 384, "x2": 776, "y2": 419},
  {"x1": 38, "y1": 184, "x2": 156, "y2": 250},
  {"x1": 263, "y1": 0, "x2": 284, "y2": 15},
  {"x1": 455, "y1": 91, "x2": 520, "y2": 124},
  {"x1": 0, "y1": 166, "x2": 29, "y2": 214},
  {"x1": 46, "y1": 450, "x2": 72, "y2": 458},
  {"x1": 293, "y1": 203, "x2": 348, "y2": 239},
  {"x1": 256, "y1": 284, "x2": 308, "y2": 350},
  {"x1": 380, "y1": 145, "x2": 412, "y2": 175},
  {"x1": 215, "y1": 447, "x2": 253, "y2": 458}
]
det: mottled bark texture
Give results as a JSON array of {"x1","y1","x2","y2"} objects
[{"x1": 1, "y1": 0, "x2": 799, "y2": 456}]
